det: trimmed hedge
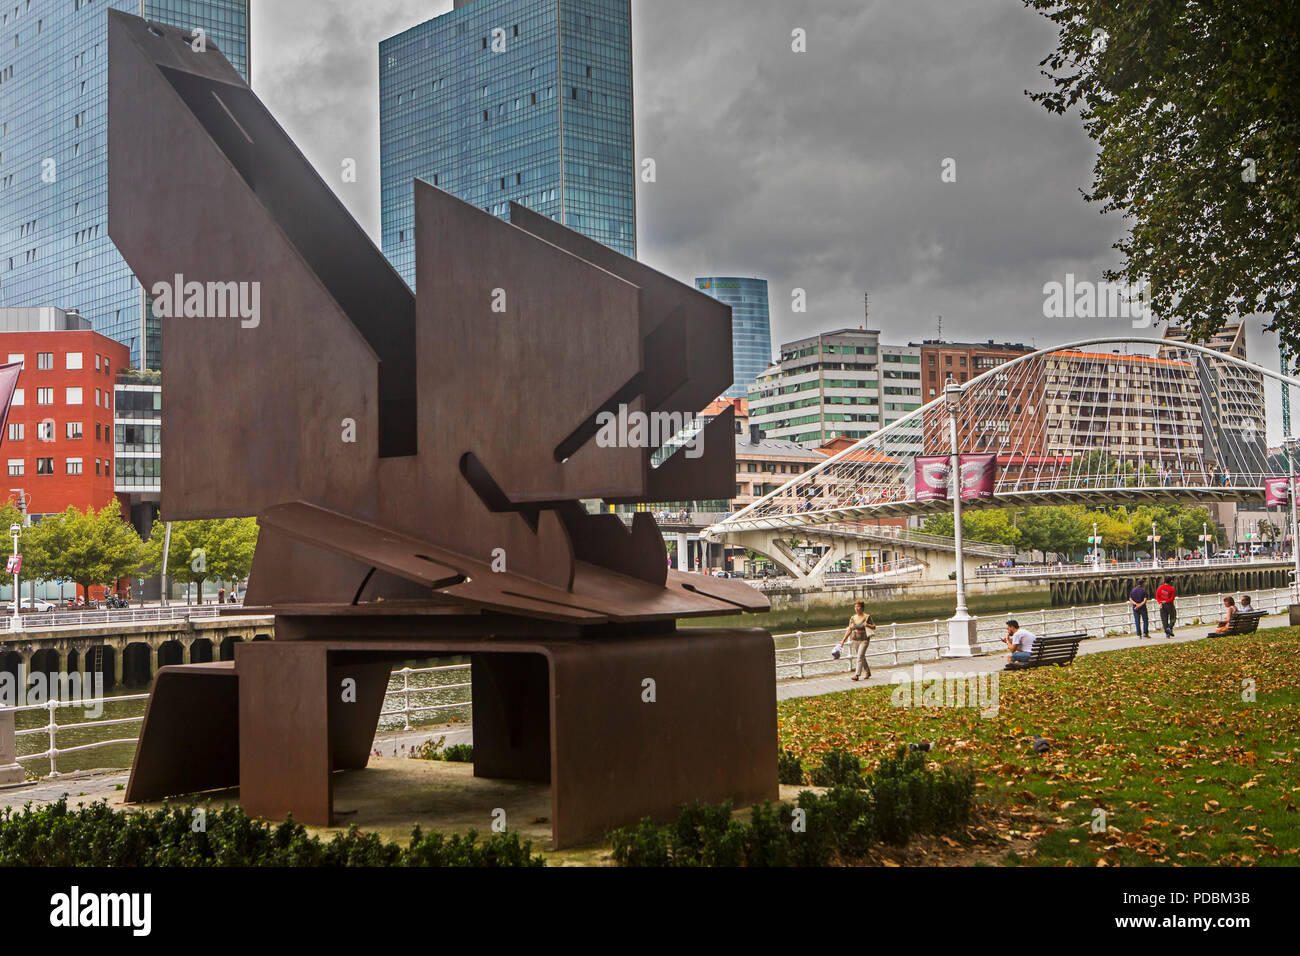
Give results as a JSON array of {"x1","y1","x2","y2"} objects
[
  {"x1": 610, "y1": 747, "x2": 975, "y2": 866},
  {"x1": 0, "y1": 799, "x2": 544, "y2": 867}
]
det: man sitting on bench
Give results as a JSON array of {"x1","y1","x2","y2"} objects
[{"x1": 1004, "y1": 619, "x2": 1038, "y2": 665}]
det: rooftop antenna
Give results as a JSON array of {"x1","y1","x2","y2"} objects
[
  {"x1": 936, "y1": 314, "x2": 943, "y2": 340},
  {"x1": 862, "y1": 292, "x2": 870, "y2": 331}
]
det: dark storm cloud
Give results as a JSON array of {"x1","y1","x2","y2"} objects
[{"x1": 250, "y1": 0, "x2": 1283, "y2": 389}]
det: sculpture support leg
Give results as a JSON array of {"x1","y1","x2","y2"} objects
[
  {"x1": 125, "y1": 663, "x2": 239, "y2": 804},
  {"x1": 328, "y1": 657, "x2": 393, "y2": 771},
  {"x1": 471, "y1": 653, "x2": 551, "y2": 783},
  {"x1": 237, "y1": 642, "x2": 332, "y2": 825},
  {"x1": 547, "y1": 628, "x2": 777, "y2": 849}
]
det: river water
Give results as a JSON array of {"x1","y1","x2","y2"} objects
[{"x1": 10, "y1": 659, "x2": 473, "y2": 779}]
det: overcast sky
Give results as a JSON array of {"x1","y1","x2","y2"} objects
[{"x1": 248, "y1": 0, "x2": 1286, "y2": 432}]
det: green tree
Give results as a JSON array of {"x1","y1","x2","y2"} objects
[
  {"x1": 145, "y1": 518, "x2": 259, "y2": 603},
  {"x1": 1026, "y1": 0, "x2": 1299, "y2": 349},
  {"x1": 920, "y1": 509, "x2": 1021, "y2": 546},
  {"x1": 24, "y1": 504, "x2": 145, "y2": 602},
  {"x1": 1017, "y1": 507, "x2": 1087, "y2": 560}
]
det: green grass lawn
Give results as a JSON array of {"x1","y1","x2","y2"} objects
[{"x1": 778, "y1": 628, "x2": 1300, "y2": 866}]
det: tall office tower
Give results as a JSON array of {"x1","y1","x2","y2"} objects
[
  {"x1": 380, "y1": 0, "x2": 636, "y2": 289},
  {"x1": 0, "y1": 1, "x2": 250, "y2": 370},
  {"x1": 696, "y1": 277, "x2": 771, "y2": 399}
]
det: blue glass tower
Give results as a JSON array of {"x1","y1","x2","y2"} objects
[
  {"x1": 696, "y1": 277, "x2": 772, "y2": 399},
  {"x1": 380, "y1": 0, "x2": 636, "y2": 288},
  {"x1": 0, "y1": 1, "x2": 250, "y2": 370}
]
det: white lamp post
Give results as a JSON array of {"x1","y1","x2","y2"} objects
[
  {"x1": 8, "y1": 523, "x2": 22, "y2": 634},
  {"x1": 1146, "y1": 521, "x2": 1160, "y2": 571},
  {"x1": 1089, "y1": 522, "x2": 1102, "y2": 571},
  {"x1": 1287, "y1": 438, "x2": 1300, "y2": 609},
  {"x1": 943, "y1": 379, "x2": 981, "y2": 656},
  {"x1": 1199, "y1": 523, "x2": 1212, "y2": 568}
]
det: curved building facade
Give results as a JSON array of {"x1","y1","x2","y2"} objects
[{"x1": 696, "y1": 277, "x2": 771, "y2": 399}]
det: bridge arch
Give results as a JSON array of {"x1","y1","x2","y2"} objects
[{"x1": 709, "y1": 336, "x2": 1298, "y2": 536}]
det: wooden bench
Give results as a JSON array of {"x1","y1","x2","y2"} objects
[
  {"x1": 1004, "y1": 633, "x2": 1087, "y2": 670},
  {"x1": 1206, "y1": 609, "x2": 1265, "y2": 638}
]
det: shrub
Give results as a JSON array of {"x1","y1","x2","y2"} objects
[
  {"x1": 443, "y1": 743, "x2": 474, "y2": 762},
  {"x1": 609, "y1": 749, "x2": 975, "y2": 867},
  {"x1": 411, "y1": 737, "x2": 473, "y2": 762},
  {"x1": 809, "y1": 748, "x2": 863, "y2": 789},
  {"x1": 0, "y1": 799, "x2": 545, "y2": 867},
  {"x1": 777, "y1": 749, "x2": 804, "y2": 786}
]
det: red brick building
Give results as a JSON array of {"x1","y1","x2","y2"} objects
[{"x1": 1, "y1": 308, "x2": 130, "y2": 519}]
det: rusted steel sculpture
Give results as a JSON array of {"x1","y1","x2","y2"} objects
[{"x1": 107, "y1": 10, "x2": 776, "y2": 848}]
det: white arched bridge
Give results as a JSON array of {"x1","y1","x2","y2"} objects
[{"x1": 703, "y1": 336, "x2": 1298, "y2": 587}]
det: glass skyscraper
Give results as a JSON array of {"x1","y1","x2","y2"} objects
[
  {"x1": 380, "y1": 0, "x2": 636, "y2": 288},
  {"x1": 0, "y1": 0, "x2": 249, "y2": 370},
  {"x1": 696, "y1": 277, "x2": 772, "y2": 399}
]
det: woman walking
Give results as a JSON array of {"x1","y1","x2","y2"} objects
[{"x1": 837, "y1": 600, "x2": 876, "y2": 681}]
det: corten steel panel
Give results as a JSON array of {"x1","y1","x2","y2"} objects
[
  {"x1": 236, "y1": 641, "x2": 332, "y2": 826},
  {"x1": 107, "y1": 13, "x2": 390, "y2": 521},
  {"x1": 125, "y1": 663, "x2": 239, "y2": 803},
  {"x1": 327, "y1": 660, "x2": 393, "y2": 772},
  {"x1": 471, "y1": 654, "x2": 552, "y2": 783},
  {"x1": 258, "y1": 501, "x2": 768, "y2": 621},
  {"x1": 557, "y1": 504, "x2": 667, "y2": 586},
  {"x1": 242, "y1": 525, "x2": 375, "y2": 609},
  {"x1": 631, "y1": 406, "x2": 739, "y2": 505},
  {"x1": 509, "y1": 202, "x2": 734, "y2": 418},
  {"x1": 546, "y1": 629, "x2": 778, "y2": 849}
]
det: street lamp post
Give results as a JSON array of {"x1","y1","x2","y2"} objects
[
  {"x1": 1200, "y1": 522, "x2": 1211, "y2": 568},
  {"x1": 1090, "y1": 522, "x2": 1102, "y2": 572},
  {"x1": 1146, "y1": 521, "x2": 1160, "y2": 571},
  {"x1": 943, "y1": 379, "x2": 981, "y2": 657},
  {"x1": 1287, "y1": 437, "x2": 1300, "y2": 612},
  {"x1": 8, "y1": 523, "x2": 21, "y2": 633}
]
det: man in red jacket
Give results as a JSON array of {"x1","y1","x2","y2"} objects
[{"x1": 1155, "y1": 578, "x2": 1177, "y2": 639}]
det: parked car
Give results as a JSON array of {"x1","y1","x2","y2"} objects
[{"x1": 6, "y1": 599, "x2": 56, "y2": 613}]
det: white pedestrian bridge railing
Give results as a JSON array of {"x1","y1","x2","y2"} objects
[
  {"x1": 974, "y1": 554, "x2": 1290, "y2": 578},
  {"x1": 3, "y1": 604, "x2": 233, "y2": 633},
  {"x1": 3, "y1": 585, "x2": 1293, "y2": 781}
]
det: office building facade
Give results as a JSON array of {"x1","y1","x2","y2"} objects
[
  {"x1": 380, "y1": 0, "x2": 636, "y2": 288},
  {"x1": 0, "y1": 306, "x2": 129, "y2": 519},
  {"x1": 747, "y1": 329, "x2": 921, "y2": 447},
  {"x1": 0, "y1": 1, "x2": 250, "y2": 370},
  {"x1": 695, "y1": 277, "x2": 772, "y2": 399},
  {"x1": 1160, "y1": 323, "x2": 1267, "y2": 475}
]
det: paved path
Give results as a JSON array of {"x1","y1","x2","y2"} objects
[{"x1": 777, "y1": 610, "x2": 1289, "y2": 700}]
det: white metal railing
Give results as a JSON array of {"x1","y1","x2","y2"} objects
[
  {"x1": 6, "y1": 693, "x2": 150, "y2": 777},
  {"x1": 5, "y1": 585, "x2": 1292, "y2": 781},
  {"x1": 380, "y1": 663, "x2": 472, "y2": 731},
  {"x1": 975, "y1": 554, "x2": 1290, "y2": 578},
  {"x1": 2, "y1": 604, "x2": 264, "y2": 633}
]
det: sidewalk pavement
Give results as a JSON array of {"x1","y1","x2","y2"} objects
[{"x1": 778, "y1": 610, "x2": 1289, "y2": 701}]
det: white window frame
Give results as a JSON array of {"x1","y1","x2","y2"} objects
[
  {"x1": 65, "y1": 387, "x2": 82, "y2": 405},
  {"x1": 65, "y1": 351, "x2": 83, "y2": 370}
]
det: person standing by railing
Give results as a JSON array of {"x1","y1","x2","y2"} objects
[
  {"x1": 1155, "y1": 577, "x2": 1177, "y2": 639},
  {"x1": 1129, "y1": 581, "x2": 1151, "y2": 639}
]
